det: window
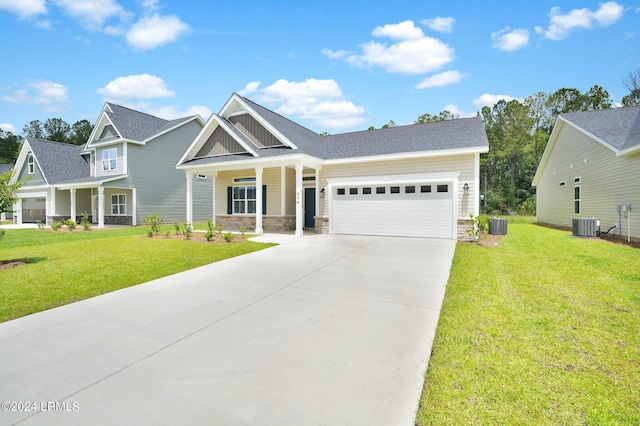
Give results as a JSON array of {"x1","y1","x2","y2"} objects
[
  {"x1": 111, "y1": 194, "x2": 126, "y2": 215},
  {"x1": 376, "y1": 187, "x2": 385, "y2": 194},
  {"x1": 337, "y1": 188, "x2": 346, "y2": 195},
  {"x1": 234, "y1": 177, "x2": 256, "y2": 183},
  {"x1": 390, "y1": 186, "x2": 400, "y2": 194},
  {"x1": 363, "y1": 187, "x2": 372, "y2": 195},
  {"x1": 197, "y1": 174, "x2": 207, "y2": 180},
  {"x1": 102, "y1": 148, "x2": 117, "y2": 171},
  {"x1": 437, "y1": 184, "x2": 449, "y2": 193},
  {"x1": 560, "y1": 181, "x2": 566, "y2": 187},
  {"x1": 574, "y1": 186, "x2": 580, "y2": 214},
  {"x1": 574, "y1": 177, "x2": 581, "y2": 183},
  {"x1": 405, "y1": 186, "x2": 415, "y2": 193},
  {"x1": 349, "y1": 188, "x2": 358, "y2": 195},
  {"x1": 421, "y1": 185, "x2": 432, "y2": 193},
  {"x1": 27, "y1": 153, "x2": 34, "y2": 175},
  {"x1": 302, "y1": 176, "x2": 316, "y2": 182},
  {"x1": 233, "y1": 185, "x2": 256, "y2": 214}
]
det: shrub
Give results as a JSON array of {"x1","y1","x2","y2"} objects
[
  {"x1": 477, "y1": 214, "x2": 489, "y2": 232},
  {"x1": 223, "y1": 232, "x2": 234, "y2": 243},
  {"x1": 205, "y1": 230, "x2": 214, "y2": 242},
  {"x1": 183, "y1": 223, "x2": 192, "y2": 240},
  {"x1": 52, "y1": 221, "x2": 63, "y2": 231},
  {"x1": 164, "y1": 230, "x2": 171, "y2": 238},
  {"x1": 239, "y1": 226, "x2": 247, "y2": 236},
  {"x1": 466, "y1": 214, "x2": 480, "y2": 242},
  {"x1": 65, "y1": 219, "x2": 77, "y2": 231},
  {"x1": 80, "y1": 211, "x2": 91, "y2": 230},
  {"x1": 143, "y1": 213, "x2": 163, "y2": 237},
  {"x1": 173, "y1": 222, "x2": 181, "y2": 235},
  {"x1": 37, "y1": 221, "x2": 45, "y2": 229}
]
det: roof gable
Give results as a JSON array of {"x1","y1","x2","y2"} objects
[{"x1": 15, "y1": 138, "x2": 89, "y2": 185}]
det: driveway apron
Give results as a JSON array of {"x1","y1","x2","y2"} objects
[{"x1": 0, "y1": 235, "x2": 456, "y2": 426}]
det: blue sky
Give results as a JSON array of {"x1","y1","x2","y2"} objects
[{"x1": 0, "y1": 0, "x2": 638, "y2": 136}]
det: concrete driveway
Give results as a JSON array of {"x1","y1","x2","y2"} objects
[{"x1": 0, "y1": 234, "x2": 456, "y2": 426}]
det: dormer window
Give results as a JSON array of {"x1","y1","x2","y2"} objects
[
  {"x1": 102, "y1": 148, "x2": 117, "y2": 171},
  {"x1": 99, "y1": 125, "x2": 116, "y2": 139},
  {"x1": 27, "y1": 153, "x2": 34, "y2": 174}
]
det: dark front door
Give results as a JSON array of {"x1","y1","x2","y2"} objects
[{"x1": 304, "y1": 187, "x2": 316, "y2": 228}]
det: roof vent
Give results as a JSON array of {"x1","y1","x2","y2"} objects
[{"x1": 572, "y1": 218, "x2": 600, "y2": 237}]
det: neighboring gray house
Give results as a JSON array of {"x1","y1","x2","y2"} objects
[
  {"x1": 533, "y1": 106, "x2": 640, "y2": 240},
  {"x1": 177, "y1": 93, "x2": 489, "y2": 240},
  {"x1": 1, "y1": 163, "x2": 14, "y2": 221},
  {"x1": 11, "y1": 103, "x2": 212, "y2": 226}
]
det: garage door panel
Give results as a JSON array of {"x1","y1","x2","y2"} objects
[{"x1": 332, "y1": 183, "x2": 453, "y2": 238}]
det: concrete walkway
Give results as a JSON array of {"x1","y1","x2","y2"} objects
[{"x1": 0, "y1": 235, "x2": 456, "y2": 426}]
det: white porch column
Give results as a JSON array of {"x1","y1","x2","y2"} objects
[
  {"x1": 131, "y1": 188, "x2": 137, "y2": 226},
  {"x1": 70, "y1": 188, "x2": 76, "y2": 222},
  {"x1": 295, "y1": 161, "x2": 303, "y2": 237},
  {"x1": 15, "y1": 199, "x2": 22, "y2": 224},
  {"x1": 1, "y1": 211, "x2": 5, "y2": 221},
  {"x1": 280, "y1": 166, "x2": 286, "y2": 216},
  {"x1": 186, "y1": 172, "x2": 193, "y2": 225},
  {"x1": 97, "y1": 186, "x2": 105, "y2": 228},
  {"x1": 255, "y1": 166, "x2": 263, "y2": 235},
  {"x1": 315, "y1": 168, "x2": 320, "y2": 228},
  {"x1": 211, "y1": 174, "x2": 216, "y2": 226}
]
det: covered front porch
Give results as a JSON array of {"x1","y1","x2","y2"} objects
[{"x1": 184, "y1": 156, "x2": 323, "y2": 237}]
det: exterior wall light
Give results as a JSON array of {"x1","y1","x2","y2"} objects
[{"x1": 463, "y1": 182, "x2": 470, "y2": 195}]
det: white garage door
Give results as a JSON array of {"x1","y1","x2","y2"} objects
[{"x1": 332, "y1": 183, "x2": 454, "y2": 238}]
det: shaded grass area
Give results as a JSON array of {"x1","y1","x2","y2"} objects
[
  {"x1": 417, "y1": 224, "x2": 640, "y2": 425},
  {"x1": 0, "y1": 228, "x2": 274, "y2": 322}
]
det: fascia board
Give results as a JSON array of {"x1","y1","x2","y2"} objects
[
  {"x1": 54, "y1": 175, "x2": 128, "y2": 190},
  {"x1": 326, "y1": 171, "x2": 461, "y2": 187},
  {"x1": 323, "y1": 145, "x2": 488, "y2": 166},
  {"x1": 10, "y1": 140, "x2": 31, "y2": 184},
  {"x1": 176, "y1": 153, "x2": 323, "y2": 174}
]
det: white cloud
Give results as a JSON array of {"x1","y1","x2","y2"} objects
[
  {"x1": 441, "y1": 104, "x2": 476, "y2": 118},
  {"x1": 321, "y1": 48, "x2": 349, "y2": 59},
  {"x1": 1, "y1": 80, "x2": 69, "y2": 105},
  {"x1": 52, "y1": 0, "x2": 128, "y2": 31},
  {"x1": 0, "y1": 0, "x2": 46, "y2": 19},
  {"x1": 473, "y1": 93, "x2": 523, "y2": 108},
  {"x1": 251, "y1": 78, "x2": 367, "y2": 130},
  {"x1": 140, "y1": 0, "x2": 160, "y2": 12},
  {"x1": 0, "y1": 123, "x2": 18, "y2": 134},
  {"x1": 492, "y1": 27, "x2": 530, "y2": 51},
  {"x1": 415, "y1": 70, "x2": 464, "y2": 89},
  {"x1": 97, "y1": 74, "x2": 175, "y2": 100},
  {"x1": 372, "y1": 20, "x2": 424, "y2": 40},
  {"x1": 329, "y1": 20, "x2": 454, "y2": 75},
  {"x1": 535, "y1": 1, "x2": 624, "y2": 40},
  {"x1": 421, "y1": 17, "x2": 455, "y2": 33},
  {"x1": 146, "y1": 104, "x2": 212, "y2": 121},
  {"x1": 238, "y1": 81, "x2": 261, "y2": 96},
  {"x1": 126, "y1": 13, "x2": 190, "y2": 49}
]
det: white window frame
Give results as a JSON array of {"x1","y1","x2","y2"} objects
[
  {"x1": 27, "y1": 153, "x2": 34, "y2": 175},
  {"x1": 111, "y1": 193, "x2": 126, "y2": 215},
  {"x1": 102, "y1": 148, "x2": 117, "y2": 171},
  {"x1": 574, "y1": 185, "x2": 581, "y2": 215},
  {"x1": 233, "y1": 185, "x2": 257, "y2": 214}
]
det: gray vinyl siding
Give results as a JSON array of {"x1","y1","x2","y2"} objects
[
  {"x1": 536, "y1": 123, "x2": 640, "y2": 239},
  {"x1": 52, "y1": 188, "x2": 93, "y2": 217},
  {"x1": 196, "y1": 126, "x2": 247, "y2": 157},
  {"x1": 95, "y1": 144, "x2": 125, "y2": 177},
  {"x1": 116, "y1": 120, "x2": 209, "y2": 223},
  {"x1": 55, "y1": 190, "x2": 70, "y2": 215},
  {"x1": 318, "y1": 154, "x2": 477, "y2": 219},
  {"x1": 229, "y1": 114, "x2": 284, "y2": 147},
  {"x1": 18, "y1": 153, "x2": 46, "y2": 186}
]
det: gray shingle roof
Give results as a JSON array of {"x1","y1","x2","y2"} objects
[
  {"x1": 105, "y1": 103, "x2": 194, "y2": 142},
  {"x1": 0, "y1": 163, "x2": 13, "y2": 175},
  {"x1": 26, "y1": 138, "x2": 89, "y2": 184},
  {"x1": 561, "y1": 106, "x2": 640, "y2": 151}
]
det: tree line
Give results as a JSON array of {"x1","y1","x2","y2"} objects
[{"x1": 0, "y1": 118, "x2": 94, "y2": 164}]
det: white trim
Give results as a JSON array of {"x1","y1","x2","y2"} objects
[
  {"x1": 110, "y1": 193, "x2": 127, "y2": 216},
  {"x1": 186, "y1": 172, "x2": 193, "y2": 224},
  {"x1": 131, "y1": 188, "x2": 137, "y2": 226},
  {"x1": 295, "y1": 161, "x2": 303, "y2": 236},
  {"x1": 280, "y1": 166, "x2": 286, "y2": 216},
  {"x1": 54, "y1": 175, "x2": 128, "y2": 190},
  {"x1": 574, "y1": 184, "x2": 581, "y2": 215},
  {"x1": 473, "y1": 152, "x2": 480, "y2": 216},
  {"x1": 323, "y1": 146, "x2": 487, "y2": 166},
  {"x1": 123, "y1": 142, "x2": 128, "y2": 174},
  {"x1": 177, "y1": 153, "x2": 324, "y2": 173},
  {"x1": 255, "y1": 166, "x2": 263, "y2": 234},
  {"x1": 27, "y1": 152, "x2": 34, "y2": 174},
  {"x1": 11, "y1": 140, "x2": 51, "y2": 186},
  {"x1": 101, "y1": 147, "x2": 118, "y2": 171}
]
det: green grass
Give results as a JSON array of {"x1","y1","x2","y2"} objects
[
  {"x1": 0, "y1": 227, "x2": 275, "y2": 323},
  {"x1": 417, "y1": 224, "x2": 640, "y2": 425}
]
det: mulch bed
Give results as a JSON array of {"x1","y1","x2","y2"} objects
[{"x1": 146, "y1": 232, "x2": 247, "y2": 244}]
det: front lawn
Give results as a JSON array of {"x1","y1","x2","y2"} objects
[
  {"x1": 417, "y1": 223, "x2": 640, "y2": 425},
  {"x1": 0, "y1": 227, "x2": 274, "y2": 322}
]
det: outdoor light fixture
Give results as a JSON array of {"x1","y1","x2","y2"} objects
[{"x1": 463, "y1": 182, "x2": 470, "y2": 195}]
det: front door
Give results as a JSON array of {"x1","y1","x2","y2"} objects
[{"x1": 304, "y1": 187, "x2": 316, "y2": 228}]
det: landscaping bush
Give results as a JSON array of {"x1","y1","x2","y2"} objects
[
  {"x1": 51, "y1": 221, "x2": 63, "y2": 231},
  {"x1": 223, "y1": 232, "x2": 234, "y2": 243},
  {"x1": 239, "y1": 226, "x2": 247, "y2": 236},
  {"x1": 183, "y1": 223, "x2": 192, "y2": 240},
  {"x1": 80, "y1": 211, "x2": 91, "y2": 230},
  {"x1": 65, "y1": 219, "x2": 77, "y2": 231},
  {"x1": 143, "y1": 213, "x2": 163, "y2": 237}
]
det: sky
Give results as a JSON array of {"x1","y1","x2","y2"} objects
[{"x1": 0, "y1": 0, "x2": 638, "y2": 137}]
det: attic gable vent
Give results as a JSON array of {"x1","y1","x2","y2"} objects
[{"x1": 229, "y1": 114, "x2": 286, "y2": 148}]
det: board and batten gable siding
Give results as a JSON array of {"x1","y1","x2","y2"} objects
[
  {"x1": 196, "y1": 126, "x2": 247, "y2": 157},
  {"x1": 536, "y1": 123, "x2": 640, "y2": 239},
  {"x1": 317, "y1": 154, "x2": 477, "y2": 219},
  {"x1": 17, "y1": 154, "x2": 46, "y2": 186},
  {"x1": 229, "y1": 114, "x2": 284, "y2": 148},
  {"x1": 110, "y1": 119, "x2": 210, "y2": 223},
  {"x1": 214, "y1": 168, "x2": 282, "y2": 216},
  {"x1": 95, "y1": 144, "x2": 125, "y2": 177}
]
